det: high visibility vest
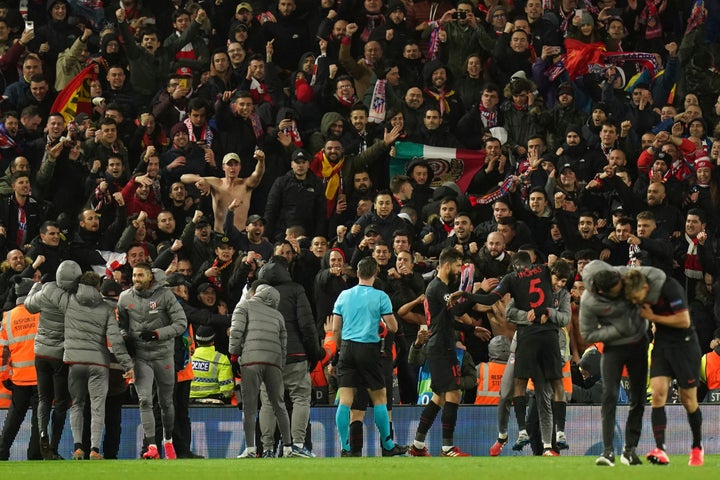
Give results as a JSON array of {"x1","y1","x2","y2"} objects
[
  {"x1": 189, "y1": 345, "x2": 233, "y2": 399},
  {"x1": 0, "y1": 381, "x2": 11, "y2": 408},
  {"x1": 475, "y1": 361, "x2": 506, "y2": 404},
  {"x1": 0, "y1": 304, "x2": 39, "y2": 386},
  {"x1": 561, "y1": 360, "x2": 572, "y2": 395},
  {"x1": 703, "y1": 351, "x2": 720, "y2": 403}
]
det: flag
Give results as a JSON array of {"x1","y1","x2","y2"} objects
[
  {"x1": 392, "y1": 141, "x2": 486, "y2": 193},
  {"x1": 563, "y1": 39, "x2": 606, "y2": 80},
  {"x1": 50, "y1": 65, "x2": 95, "y2": 124}
]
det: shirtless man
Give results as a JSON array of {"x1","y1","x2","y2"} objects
[{"x1": 181, "y1": 151, "x2": 265, "y2": 232}]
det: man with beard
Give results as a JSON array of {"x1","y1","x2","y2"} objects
[
  {"x1": 422, "y1": 60, "x2": 464, "y2": 129},
  {"x1": 118, "y1": 263, "x2": 187, "y2": 460},
  {"x1": 309, "y1": 128, "x2": 400, "y2": 221},
  {"x1": 162, "y1": 122, "x2": 218, "y2": 199},
  {"x1": 120, "y1": 173, "x2": 162, "y2": 225},
  {"x1": 540, "y1": 83, "x2": 587, "y2": 150},
  {"x1": 441, "y1": 212, "x2": 480, "y2": 265},
  {"x1": 554, "y1": 196, "x2": 606, "y2": 257},
  {"x1": 166, "y1": 182, "x2": 193, "y2": 232},
  {"x1": 0, "y1": 249, "x2": 29, "y2": 304},
  {"x1": 86, "y1": 155, "x2": 129, "y2": 212},
  {"x1": 260, "y1": 0, "x2": 312, "y2": 73},
  {"x1": 582, "y1": 103, "x2": 611, "y2": 148},
  {"x1": 225, "y1": 202, "x2": 273, "y2": 261},
  {"x1": 419, "y1": 197, "x2": 458, "y2": 257},
  {"x1": 408, "y1": 247, "x2": 478, "y2": 457},
  {"x1": 476, "y1": 231, "x2": 512, "y2": 279},
  {"x1": 66, "y1": 209, "x2": 120, "y2": 272},
  {"x1": 552, "y1": 126, "x2": 605, "y2": 184}
]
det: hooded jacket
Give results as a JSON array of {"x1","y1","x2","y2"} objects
[
  {"x1": 116, "y1": 274, "x2": 187, "y2": 362},
  {"x1": 62, "y1": 284, "x2": 133, "y2": 371},
  {"x1": 229, "y1": 284, "x2": 286, "y2": 369},
  {"x1": 25, "y1": 260, "x2": 81, "y2": 360},
  {"x1": 579, "y1": 260, "x2": 665, "y2": 346},
  {"x1": 257, "y1": 262, "x2": 321, "y2": 364}
]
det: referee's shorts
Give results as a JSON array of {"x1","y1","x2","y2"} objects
[{"x1": 337, "y1": 340, "x2": 385, "y2": 391}]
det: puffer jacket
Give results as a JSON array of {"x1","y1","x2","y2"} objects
[
  {"x1": 62, "y1": 284, "x2": 133, "y2": 371},
  {"x1": 116, "y1": 276, "x2": 187, "y2": 362},
  {"x1": 579, "y1": 261, "x2": 665, "y2": 346},
  {"x1": 25, "y1": 260, "x2": 81, "y2": 360},
  {"x1": 257, "y1": 262, "x2": 321, "y2": 364},
  {"x1": 229, "y1": 284, "x2": 286, "y2": 369}
]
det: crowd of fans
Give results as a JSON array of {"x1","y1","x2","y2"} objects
[{"x1": 0, "y1": 0, "x2": 719, "y2": 458}]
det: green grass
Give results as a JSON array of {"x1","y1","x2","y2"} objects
[{"x1": 1, "y1": 456, "x2": 718, "y2": 480}]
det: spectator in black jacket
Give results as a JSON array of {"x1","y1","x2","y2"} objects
[
  {"x1": 264, "y1": 148, "x2": 327, "y2": 242},
  {"x1": 257, "y1": 257, "x2": 321, "y2": 456}
]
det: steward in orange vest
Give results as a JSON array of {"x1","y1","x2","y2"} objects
[
  {"x1": 475, "y1": 336, "x2": 510, "y2": 404},
  {"x1": 0, "y1": 278, "x2": 41, "y2": 460}
]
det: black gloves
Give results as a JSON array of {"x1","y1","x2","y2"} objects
[{"x1": 140, "y1": 330, "x2": 159, "y2": 341}]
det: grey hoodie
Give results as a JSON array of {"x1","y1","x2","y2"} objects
[
  {"x1": 25, "y1": 260, "x2": 82, "y2": 359},
  {"x1": 61, "y1": 284, "x2": 133, "y2": 371},
  {"x1": 229, "y1": 284, "x2": 287, "y2": 369},
  {"x1": 579, "y1": 261, "x2": 665, "y2": 346}
]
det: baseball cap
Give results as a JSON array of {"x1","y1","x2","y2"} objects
[
  {"x1": 558, "y1": 82, "x2": 574, "y2": 97},
  {"x1": 215, "y1": 235, "x2": 233, "y2": 248},
  {"x1": 195, "y1": 216, "x2": 210, "y2": 228},
  {"x1": 364, "y1": 224, "x2": 379, "y2": 236},
  {"x1": 165, "y1": 273, "x2": 190, "y2": 288},
  {"x1": 197, "y1": 282, "x2": 217, "y2": 294},
  {"x1": 74, "y1": 112, "x2": 90, "y2": 124},
  {"x1": 558, "y1": 162, "x2": 575, "y2": 172},
  {"x1": 246, "y1": 214, "x2": 265, "y2": 226},
  {"x1": 176, "y1": 66, "x2": 193, "y2": 77},
  {"x1": 223, "y1": 152, "x2": 241, "y2": 165},
  {"x1": 291, "y1": 148, "x2": 310, "y2": 162},
  {"x1": 236, "y1": 2, "x2": 253, "y2": 13}
]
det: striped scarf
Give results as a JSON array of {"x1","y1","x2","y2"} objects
[
  {"x1": 684, "y1": 234, "x2": 704, "y2": 279},
  {"x1": 368, "y1": 79, "x2": 386, "y2": 124},
  {"x1": 183, "y1": 117, "x2": 213, "y2": 148},
  {"x1": 468, "y1": 175, "x2": 514, "y2": 205}
]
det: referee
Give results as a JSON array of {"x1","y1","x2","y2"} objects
[{"x1": 331, "y1": 257, "x2": 408, "y2": 457}]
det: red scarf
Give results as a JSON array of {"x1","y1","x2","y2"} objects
[{"x1": 208, "y1": 258, "x2": 233, "y2": 291}]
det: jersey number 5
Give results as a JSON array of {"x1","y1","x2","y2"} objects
[{"x1": 529, "y1": 278, "x2": 545, "y2": 308}]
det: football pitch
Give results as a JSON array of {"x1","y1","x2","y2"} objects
[{"x1": 1, "y1": 456, "x2": 717, "y2": 480}]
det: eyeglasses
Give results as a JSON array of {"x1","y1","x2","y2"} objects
[{"x1": 493, "y1": 13, "x2": 506, "y2": 18}]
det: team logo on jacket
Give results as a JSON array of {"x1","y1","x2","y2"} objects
[{"x1": 149, "y1": 301, "x2": 157, "y2": 310}]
